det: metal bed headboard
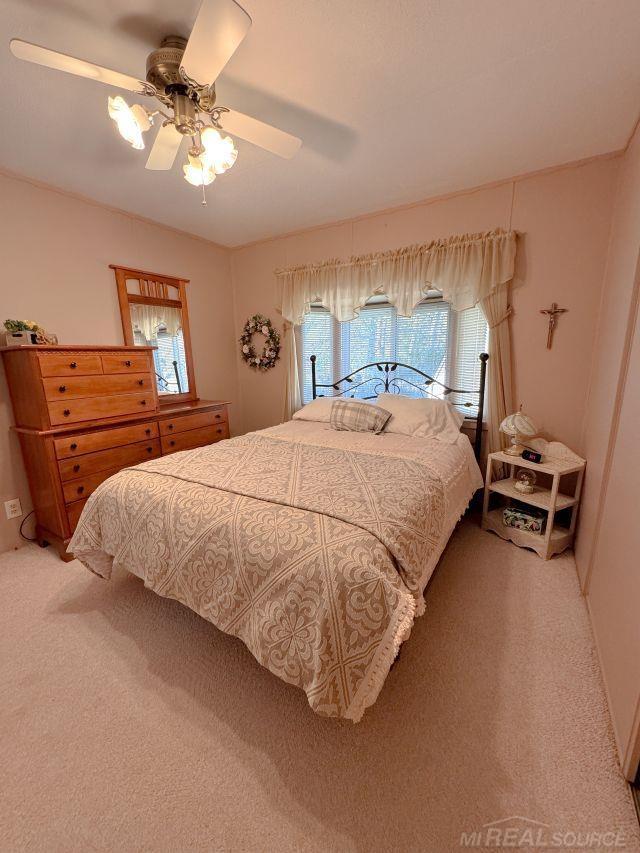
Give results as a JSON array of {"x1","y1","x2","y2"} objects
[{"x1": 310, "y1": 353, "x2": 489, "y2": 460}]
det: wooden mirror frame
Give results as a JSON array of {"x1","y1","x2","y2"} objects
[{"x1": 111, "y1": 264, "x2": 198, "y2": 404}]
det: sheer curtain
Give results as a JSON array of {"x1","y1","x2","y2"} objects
[
  {"x1": 130, "y1": 304, "x2": 182, "y2": 341},
  {"x1": 275, "y1": 228, "x2": 517, "y2": 451}
]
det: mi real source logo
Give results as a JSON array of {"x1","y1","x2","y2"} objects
[{"x1": 459, "y1": 816, "x2": 627, "y2": 849}]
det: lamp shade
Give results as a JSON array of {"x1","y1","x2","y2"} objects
[{"x1": 500, "y1": 411, "x2": 537, "y2": 438}]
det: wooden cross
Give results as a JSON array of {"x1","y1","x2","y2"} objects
[{"x1": 540, "y1": 302, "x2": 568, "y2": 349}]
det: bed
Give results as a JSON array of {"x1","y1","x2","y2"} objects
[{"x1": 69, "y1": 356, "x2": 487, "y2": 721}]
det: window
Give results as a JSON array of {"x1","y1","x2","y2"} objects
[
  {"x1": 134, "y1": 326, "x2": 189, "y2": 394},
  {"x1": 299, "y1": 297, "x2": 488, "y2": 417}
]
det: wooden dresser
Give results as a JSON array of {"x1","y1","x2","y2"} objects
[{"x1": 1, "y1": 345, "x2": 230, "y2": 561}]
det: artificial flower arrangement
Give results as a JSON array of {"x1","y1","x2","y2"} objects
[
  {"x1": 239, "y1": 314, "x2": 281, "y2": 370},
  {"x1": 4, "y1": 319, "x2": 58, "y2": 345}
]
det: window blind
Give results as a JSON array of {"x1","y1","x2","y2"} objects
[
  {"x1": 134, "y1": 326, "x2": 189, "y2": 394},
  {"x1": 301, "y1": 307, "x2": 336, "y2": 402},
  {"x1": 340, "y1": 304, "x2": 395, "y2": 399},
  {"x1": 395, "y1": 301, "x2": 450, "y2": 398},
  {"x1": 449, "y1": 305, "x2": 488, "y2": 417}
]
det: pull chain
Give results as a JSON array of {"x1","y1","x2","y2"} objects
[{"x1": 200, "y1": 153, "x2": 207, "y2": 205}]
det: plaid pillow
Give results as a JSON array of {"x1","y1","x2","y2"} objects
[{"x1": 330, "y1": 399, "x2": 391, "y2": 434}]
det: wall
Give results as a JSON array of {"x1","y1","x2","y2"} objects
[
  {"x1": 576, "y1": 125, "x2": 640, "y2": 778},
  {"x1": 230, "y1": 157, "x2": 619, "y2": 445},
  {"x1": 0, "y1": 172, "x2": 235, "y2": 554}
]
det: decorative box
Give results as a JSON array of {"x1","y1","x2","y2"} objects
[{"x1": 503, "y1": 506, "x2": 546, "y2": 535}]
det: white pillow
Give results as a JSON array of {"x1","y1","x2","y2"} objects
[
  {"x1": 376, "y1": 394, "x2": 464, "y2": 443},
  {"x1": 292, "y1": 397, "x2": 335, "y2": 423}
]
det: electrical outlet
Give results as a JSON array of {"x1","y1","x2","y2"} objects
[{"x1": 4, "y1": 499, "x2": 22, "y2": 520}]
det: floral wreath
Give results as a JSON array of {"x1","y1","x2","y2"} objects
[{"x1": 240, "y1": 314, "x2": 281, "y2": 370}]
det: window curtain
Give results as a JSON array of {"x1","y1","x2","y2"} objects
[
  {"x1": 282, "y1": 321, "x2": 302, "y2": 420},
  {"x1": 275, "y1": 228, "x2": 517, "y2": 450},
  {"x1": 479, "y1": 290, "x2": 513, "y2": 455},
  {"x1": 130, "y1": 303, "x2": 182, "y2": 342}
]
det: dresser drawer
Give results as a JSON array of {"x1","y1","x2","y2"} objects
[
  {"x1": 66, "y1": 498, "x2": 87, "y2": 533},
  {"x1": 48, "y1": 393, "x2": 154, "y2": 426},
  {"x1": 63, "y1": 466, "x2": 123, "y2": 504},
  {"x1": 101, "y1": 353, "x2": 150, "y2": 374},
  {"x1": 54, "y1": 421, "x2": 158, "y2": 459},
  {"x1": 43, "y1": 373, "x2": 152, "y2": 401},
  {"x1": 159, "y1": 408, "x2": 227, "y2": 436},
  {"x1": 161, "y1": 422, "x2": 229, "y2": 454},
  {"x1": 58, "y1": 439, "x2": 161, "y2": 482},
  {"x1": 38, "y1": 353, "x2": 103, "y2": 377}
]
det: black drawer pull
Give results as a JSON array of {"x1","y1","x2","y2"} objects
[
  {"x1": 59, "y1": 385, "x2": 66, "y2": 393},
  {"x1": 169, "y1": 440, "x2": 175, "y2": 447},
  {"x1": 73, "y1": 464, "x2": 80, "y2": 473},
  {"x1": 63, "y1": 409, "x2": 71, "y2": 417},
  {"x1": 77, "y1": 486, "x2": 84, "y2": 495},
  {"x1": 145, "y1": 428, "x2": 151, "y2": 436},
  {"x1": 140, "y1": 400, "x2": 146, "y2": 406},
  {"x1": 216, "y1": 428, "x2": 222, "y2": 434},
  {"x1": 215, "y1": 414, "x2": 221, "y2": 420},
  {"x1": 146, "y1": 446, "x2": 153, "y2": 453},
  {"x1": 167, "y1": 423, "x2": 174, "y2": 430},
  {"x1": 125, "y1": 360, "x2": 132, "y2": 367},
  {"x1": 70, "y1": 361, "x2": 77, "y2": 369},
  {"x1": 70, "y1": 442, "x2": 77, "y2": 450},
  {"x1": 138, "y1": 379, "x2": 144, "y2": 386}
]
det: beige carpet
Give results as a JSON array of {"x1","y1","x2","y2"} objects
[{"x1": 1, "y1": 519, "x2": 638, "y2": 853}]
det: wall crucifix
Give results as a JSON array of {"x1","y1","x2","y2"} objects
[{"x1": 540, "y1": 302, "x2": 568, "y2": 349}]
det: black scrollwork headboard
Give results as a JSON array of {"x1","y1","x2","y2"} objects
[{"x1": 310, "y1": 353, "x2": 489, "y2": 460}]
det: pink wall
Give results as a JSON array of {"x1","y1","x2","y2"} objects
[
  {"x1": 231, "y1": 158, "x2": 619, "y2": 450},
  {"x1": 576, "y1": 126, "x2": 640, "y2": 778},
  {"x1": 0, "y1": 172, "x2": 236, "y2": 554}
]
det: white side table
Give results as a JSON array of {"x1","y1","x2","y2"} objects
[{"x1": 481, "y1": 450, "x2": 585, "y2": 560}]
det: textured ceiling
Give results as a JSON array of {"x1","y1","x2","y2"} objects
[{"x1": 2, "y1": 0, "x2": 640, "y2": 246}]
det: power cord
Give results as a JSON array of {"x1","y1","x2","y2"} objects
[{"x1": 19, "y1": 510, "x2": 37, "y2": 542}]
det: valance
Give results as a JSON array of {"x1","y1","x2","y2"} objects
[
  {"x1": 131, "y1": 303, "x2": 182, "y2": 341},
  {"x1": 275, "y1": 228, "x2": 517, "y2": 321}
]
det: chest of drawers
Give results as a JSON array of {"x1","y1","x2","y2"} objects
[{"x1": 2, "y1": 345, "x2": 230, "y2": 561}]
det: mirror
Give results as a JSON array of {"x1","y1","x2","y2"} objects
[{"x1": 112, "y1": 265, "x2": 197, "y2": 402}]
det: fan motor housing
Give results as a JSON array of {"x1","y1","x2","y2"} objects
[{"x1": 146, "y1": 36, "x2": 188, "y2": 92}]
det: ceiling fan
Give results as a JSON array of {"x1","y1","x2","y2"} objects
[{"x1": 9, "y1": 0, "x2": 302, "y2": 202}]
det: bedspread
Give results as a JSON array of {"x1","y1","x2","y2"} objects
[{"x1": 69, "y1": 427, "x2": 481, "y2": 720}]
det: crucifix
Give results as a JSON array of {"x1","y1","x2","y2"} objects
[{"x1": 540, "y1": 302, "x2": 568, "y2": 349}]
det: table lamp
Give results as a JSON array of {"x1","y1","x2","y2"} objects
[{"x1": 500, "y1": 410, "x2": 537, "y2": 456}]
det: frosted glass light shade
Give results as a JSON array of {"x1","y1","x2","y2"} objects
[
  {"x1": 200, "y1": 126, "x2": 238, "y2": 174},
  {"x1": 107, "y1": 96, "x2": 151, "y2": 149},
  {"x1": 183, "y1": 153, "x2": 216, "y2": 187}
]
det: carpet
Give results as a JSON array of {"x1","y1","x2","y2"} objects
[{"x1": 0, "y1": 519, "x2": 638, "y2": 852}]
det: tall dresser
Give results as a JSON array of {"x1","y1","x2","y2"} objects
[{"x1": 2, "y1": 344, "x2": 230, "y2": 561}]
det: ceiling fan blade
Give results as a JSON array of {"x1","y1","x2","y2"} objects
[
  {"x1": 181, "y1": 0, "x2": 251, "y2": 86},
  {"x1": 145, "y1": 123, "x2": 183, "y2": 170},
  {"x1": 9, "y1": 39, "x2": 154, "y2": 95},
  {"x1": 220, "y1": 110, "x2": 302, "y2": 159}
]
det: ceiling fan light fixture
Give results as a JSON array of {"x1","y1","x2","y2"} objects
[
  {"x1": 200, "y1": 126, "x2": 238, "y2": 174},
  {"x1": 183, "y1": 153, "x2": 216, "y2": 187},
  {"x1": 107, "y1": 95, "x2": 152, "y2": 150}
]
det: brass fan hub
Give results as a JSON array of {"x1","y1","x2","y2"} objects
[{"x1": 145, "y1": 36, "x2": 188, "y2": 92}]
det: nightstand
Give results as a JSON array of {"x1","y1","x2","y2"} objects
[{"x1": 481, "y1": 450, "x2": 585, "y2": 560}]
